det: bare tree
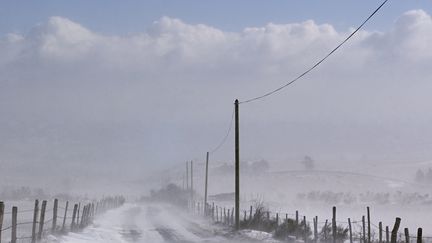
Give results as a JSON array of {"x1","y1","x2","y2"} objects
[{"x1": 302, "y1": 156, "x2": 315, "y2": 170}]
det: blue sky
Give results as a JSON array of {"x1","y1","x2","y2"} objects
[{"x1": 1, "y1": 0, "x2": 431, "y2": 35}]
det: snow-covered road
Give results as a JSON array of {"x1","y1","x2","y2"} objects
[{"x1": 50, "y1": 203, "x2": 271, "y2": 243}]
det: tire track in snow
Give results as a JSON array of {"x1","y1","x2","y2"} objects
[{"x1": 54, "y1": 203, "x2": 271, "y2": 243}]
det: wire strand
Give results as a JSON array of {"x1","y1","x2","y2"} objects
[
  {"x1": 239, "y1": 0, "x2": 389, "y2": 104},
  {"x1": 209, "y1": 105, "x2": 235, "y2": 154}
]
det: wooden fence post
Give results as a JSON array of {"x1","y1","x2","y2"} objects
[
  {"x1": 379, "y1": 222, "x2": 383, "y2": 243},
  {"x1": 390, "y1": 218, "x2": 401, "y2": 243},
  {"x1": 348, "y1": 218, "x2": 353, "y2": 243},
  {"x1": 77, "y1": 203, "x2": 81, "y2": 225},
  {"x1": 31, "y1": 200, "x2": 39, "y2": 243},
  {"x1": 79, "y1": 205, "x2": 85, "y2": 228},
  {"x1": 367, "y1": 207, "x2": 371, "y2": 243},
  {"x1": 38, "y1": 200, "x2": 47, "y2": 240},
  {"x1": 417, "y1": 228, "x2": 422, "y2": 243},
  {"x1": 216, "y1": 206, "x2": 218, "y2": 222},
  {"x1": 220, "y1": 208, "x2": 223, "y2": 223},
  {"x1": 52, "y1": 199, "x2": 58, "y2": 233},
  {"x1": 231, "y1": 208, "x2": 234, "y2": 225},
  {"x1": 95, "y1": 202, "x2": 99, "y2": 216},
  {"x1": 324, "y1": 220, "x2": 328, "y2": 241},
  {"x1": 71, "y1": 204, "x2": 78, "y2": 231},
  {"x1": 0, "y1": 201, "x2": 4, "y2": 243},
  {"x1": 212, "y1": 202, "x2": 215, "y2": 221},
  {"x1": 186, "y1": 161, "x2": 189, "y2": 191},
  {"x1": 313, "y1": 216, "x2": 318, "y2": 243},
  {"x1": 11, "y1": 206, "x2": 17, "y2": 243},
  {"x1": 362, "y1": 216, "x2": 366, "y2": 243},
  {"x1": 86, "y1": 204, "x2": 90, "y2": 226},
  {"x1": 62, "y1": 201, "x2": 68, "y2": 232},
  {"x1": 227, "y1": 209, "x2": 230, "y2": 225},
  {"x1": 386, "y1": 226, "x2": 390, "y2": 243},
  {"x1": 85, "y1": 204, "x2": 89, "y2": 226},
  {"x1": 86, "y1": 203, "x2": 92, "y2": 226},
  {"x1": 404, "y1": 228, "x2": 409, "y2": 243},
  {"x1": 204, "y1": 152, "x2": 209, "y2": 216},
  {"x1": 303, "y1": 216, "x2": 307, "y2": 243},
  {"x1": 91, "y1": 203, "x2": 95, "y2": 222},
  {"x1": 87, "y1": 204, "x2": 90, "y2": 224},
  {"x1": 332, "y1": 206, "x2": 337, "y2": 243},
  {"x1": 190, "y1": 161, "x2": 194, "y2": 203},
  {"x1": 83, "y1": 205, "x2": 88, "y2": 227},
  {"x1": 197, "y1": 202, "x2": 200, "y2": 215},
  {"x1": 249, "y1": 206, "x2": 253, "y2": 221},
  {"x1": 296, "y1": 210, "x2": 299, "y2": 239},
  {"x1": 276, "y1": 213, "x2": 279, "y2": 226}
]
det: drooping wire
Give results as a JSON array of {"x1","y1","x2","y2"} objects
[
  {"x1": 209, "y1": 105, "x2": 235, "y2": 154},
  {"x1": 239, "y1": 0, "x2": 389, "y2": 104}
]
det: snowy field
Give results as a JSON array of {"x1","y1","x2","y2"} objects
[{"x1": 163, "y1": 158, "x2": 432, "y2": 237}]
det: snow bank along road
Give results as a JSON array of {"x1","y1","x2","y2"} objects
[{"x1": 51, "y1": 203, "x2": 273, "y2": 243}]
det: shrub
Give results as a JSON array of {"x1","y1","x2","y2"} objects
[
  {"x1": 274, "y1": 218, "x2": 312, "y2": 241},
  {"x1": 320, "y1": 223, "x2": 348, "y2": 242},
  {"x1": 240, "y1": 200, "x2": 277, "y2": 232}
]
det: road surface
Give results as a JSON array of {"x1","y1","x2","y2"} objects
[{"x1": 51, "y1": 203, "x2": 275, "y2": 243}]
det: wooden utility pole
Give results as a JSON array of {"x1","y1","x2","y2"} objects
[
  {"x1": 190, "y1": 160, "x2": 194, "y2": 202},
  {"x1": 204, "y1": 152, "x2": 209, "y2": 215},
  {"x1": 0, "y1": 201, "x2": 4, "y2": 243},
  {"x1": 332, "y1": 206, "x2": 337, "y2": 243},
  {"x1": 186, "y1": 161, "x2": 189, "y2": 190},
  {"x1": 367, "y1": 207, "x2": 371, "y2": 243},
  {"x1": 234, "y1": 99, "x2": 240, "y2": 230}
]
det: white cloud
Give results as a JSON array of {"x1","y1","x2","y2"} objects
[
  {"x1": 2, "y1": 11, "x2": 430, "y2": 75},
  {"x1": 1, "y1": 10, "x2": 432, "y2": 176}
]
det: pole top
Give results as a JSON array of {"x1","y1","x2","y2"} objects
[{"x1": 234, "y1": 99, "x2": 239, "y2": 104}]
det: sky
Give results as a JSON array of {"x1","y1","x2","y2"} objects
[
  {"x1": 1, "y1": 0, "x2": 432, "y2": 35},
  {"x1": 1, "y1": 1, "x2": 432, "y2": 184}
]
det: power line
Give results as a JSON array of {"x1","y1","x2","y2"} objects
[
  {"x1": 239, "y1": 0, "x2": 389, "y2": 104},
  {"x1": 209, "y1": 105, "x2": 235, "y2": 154}
]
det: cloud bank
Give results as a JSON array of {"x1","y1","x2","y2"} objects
[{"x1": 1, "y1": 10, "x2": 432, "y2": 183}]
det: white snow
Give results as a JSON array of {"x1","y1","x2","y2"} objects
[{"x1": 49, "y1": 203, "x2": 254, "y2": 243}]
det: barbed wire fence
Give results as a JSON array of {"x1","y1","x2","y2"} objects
[
  {"x1": 0, "y1": 195, "x2": 125, "y2": 243},
  {"x1": 187, "y1": 200, "x2": 428, "y2": 243}
]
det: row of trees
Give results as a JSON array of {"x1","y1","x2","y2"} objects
[
  {"x1": 414, "y1": 168, "x2": 432, "y2": 183},
  {"x1": 212, "y1": 155, "x2": 316, "y2": 176},
  {"x1": 297, "y1": 190, "x2": 432, "y2": 206},
  {"x1": 213, "y1": 160, "x2": 270, "y2": 175}
]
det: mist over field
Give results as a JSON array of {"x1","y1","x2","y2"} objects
[{"x1": 1, "y1": 0, "x2": 432, "y2": 242}]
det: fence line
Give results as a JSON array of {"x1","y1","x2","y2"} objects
[
  {"x1": 0, "y1": 196, "x2": 125, "y2": 243},
  {"x1": 188, "y1": 200, "x2": 428, "y2": 243}
]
